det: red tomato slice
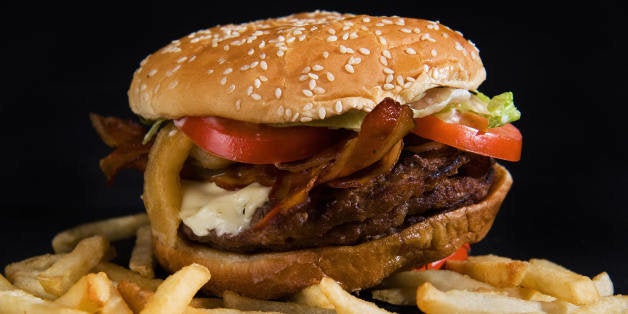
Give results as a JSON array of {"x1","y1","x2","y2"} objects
[
  {"x1": 412, "y1": 115, "x2": 522, "y2": 161},
  {"x1": 416, "y1": 243, "x2": 470, "y2": 271},
  {"x1": 174, "y1": 116, "x2": 342, "y2": 164}
]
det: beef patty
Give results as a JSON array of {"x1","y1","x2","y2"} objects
[{"x1": 180, "y1": 145, "x2": 494, "y2": 253}]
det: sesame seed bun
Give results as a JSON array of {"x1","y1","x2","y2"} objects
[{"x1": 128, "y1": 10, "x2": 485, "y2": 123}]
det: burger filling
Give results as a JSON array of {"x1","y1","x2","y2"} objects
[{"x1": 92, "y1": 88, "x2": 519, "y2": 254}]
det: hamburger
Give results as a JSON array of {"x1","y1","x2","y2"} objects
[{"x1": 92, "y1": 11, "x2": 522, "y2": 300}]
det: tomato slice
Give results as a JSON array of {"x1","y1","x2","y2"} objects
[
  {"x1": 174, "y1": 116, "x2": 342, "y2": 164},
  {"x1": 415, "y1": 243, "x2": 470, "y2": 271},
  {"x1": 412, "y1": 115, "x2": 522, "y2": 161}
]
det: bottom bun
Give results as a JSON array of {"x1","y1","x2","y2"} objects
[{"x1": 144, "y1": 124, "x2": 513, "y2": 300}]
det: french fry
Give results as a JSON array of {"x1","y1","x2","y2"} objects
[
  {"x1": 592, "y1": 272, "x2": 614, "y2": 297},
  {"x1": 0, "y1": 272, "x2": 15, "y2": 290},
  {"x1": 140, "y1": 263, "x2": 211, "y2": 314},
  {"x1": 290, "y1": 284, "x2": 335, "y2": 309},
  {"x1": 416, "y1": 282, "x2": 545, "y2": 314},
  {"x1": 318, "y1": 277, "x2": 393, "y2": 314},
  {"x1": 445, "y1": 254, "x2": 529, "y2": 288},
  {"x1": 94, "y1": 261, "x2": 163, "y2": 291},
  {"x1": 54, "y1": 272, "x2": 112, "y2": 312},
  {"x1": 0, "y1": 288, "x2": 89, "y2": 314},
  {"x1": 379, "y1": 269, "x2": 496, "y2": 291},
  {"x1": 54, "y1": 271, "x2": 133, "y2": 314},
  {"x1": 117, "y1": 280, "x2": 154, "y2": 313},
  {"x1": 571, "y1": 295, "x2": 628, "y2": 314},
  {"x1": 521, "y1": 258, "x2": 600, "y2": 305},
  {"x1": 4, "y1": 253, "x2": 64, "y2": 299},
  {"x1": 129, "y1": 225, "x2": 155, "y2": 278},
  {"x1": 223, "y1": 290, "x2": 333, "y2": 314},
  {"x1": 370, "y1": 288, "x2": 417, "y2": 306},
  {"x1": 52, "y1": 213, "x2": 149, "y2": 253},
  {"x1": 501, "y1": 286, "x2": 557, "y2": 302},
  {"x1": 38, "y1": 235, "x2": 110, "y2": 296},
  {"x1": 189, "y1": 297, "x2": 224, "y2": 309}
]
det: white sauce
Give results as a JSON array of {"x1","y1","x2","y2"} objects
[{"x1": 179, "y1": 180, "x2": 271, "y2": 236}]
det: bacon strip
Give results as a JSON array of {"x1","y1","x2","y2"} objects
[{"x1": 90, "y1": 113, "x2": 151, "y2": 183}]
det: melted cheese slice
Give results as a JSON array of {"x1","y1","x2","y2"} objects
[{"x1": 179, "y1": 180, "x2": 271, "y2": 236}]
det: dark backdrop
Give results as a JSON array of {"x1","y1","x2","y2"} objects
[{"x1": 2, "y1": 0, "x2": 626, "y2": 296}]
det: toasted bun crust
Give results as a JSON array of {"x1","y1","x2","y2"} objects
[
  {"x1": 129, "y1": 11, "x2": 485, "y2": 123},
  {"x1": 144, "y1": 124, "x2": 512, "y2": 300}
]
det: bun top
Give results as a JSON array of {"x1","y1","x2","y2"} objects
[{"x1": 129, "y1": 11, "x2": 486, "y2": 123}]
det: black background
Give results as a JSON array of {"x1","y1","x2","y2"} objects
[{"x1": 1, "y1": 0, "x2": 626, "y2": 302}]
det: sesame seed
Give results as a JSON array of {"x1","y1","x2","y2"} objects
[
  {"x1": 177, "y1": 56, "x2": 188, "y2": 63},
  {"x1": 259, "y1": 75, "x2": 268, "y2": 82},
  {"x1": 254, "y1": 78, "x2": 261, "y2": 88},
  {"x1": 220, "y1": 77, "x2": 227, "y2": 85},
  {"x1": 312, "y1": 64, "x2": 324, "y2": 71},
  {"x1": 235, "y1": 99, "x2": 241, "y2": 110},
  {"x1": 322, "y1": 51, "x2": 330, "y2": 58},
  {"x1": 383, "y1": 50, "x2": 392, "y2": 58},
  {"x1": 421, "y1": 33, "x2": 436, "y2": 42},
  {"x1": 375, "y1": 30, "x2": 382, "y2": 36},
  {"x1": 277, "y1": 50, "x2": 285, "y2": 57},
  {"x1": 304, "y1": 103, "x2": 313, "y2": 110},
  {"x1": 379, "y1": 56, "x2": 388, "y2": 66},
  {"x1": 308, "y1": 73, "x2": 319, "y2": 80},
  {"x1": 455, "y1": 42, "x2": 464, "y2": 51},
  {"x1": 260, "y1": 53, "x2": 266, "y2": 59},
  {"x1": 148, "y1": 69, "x2": 158, "y2": 76},
  {"x1": 247, "y1": 48, "x2": 255, "y2": 55},
  {"x1": 285, "y1": 108, "x2": 292, "y2": 119},
  {"x1": 240, "y1": 64, "x2": 250, "y2": 71},
  {"x1": 260, "y1": 61, "x2": 268, "y2": 70},
  {"x1": 327, "y1": 28, "x2": 336, "y2": 35},
  {"x1": 275, "y1": 88, "x2": 282, "y2": 99},
  {"x1": 386, "y1": 74, "x2": 393, "y2": 83},
  {"x1": 299, "y1": 75, "x2": 308, "y2": 81},
  {"x1": 223, "y1": 68, "x2": 233, "y2": 75},
  {"x1": 247, "y1": 86, "x2": 253, "y2": 95},
  {"x1": 277, "y1": 105, "x2": 284, "y2": 116},
  {"x1": 250, "y1": 61, "x2": 259, "y2": 68},
  {"x1": 397, "y1": 75, "x2": 404, "y2": 85},
  {"x1": 303, "y1": 89, "x2": 314, "y2": 97},
  {"x1": 224, "y1": 45, "x2": 230, "y2": 51},
  {"x1": 344, "y1": 64, "x2": 355, "y2": 73},
  {"x1": 227, "y1": 84, "x2": 235, "y2": 93},
  {"x1": 362, "y1": 17, "x2": 370, "y2": 22},
  {"x1": 335, "y1": 100, "x2": 343, "y2": 113},
  {"x1": 326, "y1": 72, "x2": 335, "y2": 81},
  {"x1": 259, "y1": 40, "x2": 266, "y2": 48},
  {"x1": 314, "y1": 87, "x2": 325, "y2": 94},
  {"x1": 405, "y1": 48, "x2": 417, "y2": 55},
  {"x1": 378, "y1": 36, "x2": 387, "y2": 45},
  {"x1": 309, "y1": 79, "x2": 316, "y2": 90},
  {"x1": 400, "y1": 28, "x2": 412, "y2": 33},
  {"x1": 383, "y1": 67, "x2": 394, "y2": 74},
  {"x1": 431, "y1": 49, "x2": 438, "y2": 56},
  {"x1": 358, "y1": 47, "x2": 371, "y2": 55},
  {"x1": 383, "y1": 83, "x2": 394, "y2": 90},
  {"x1": 342, "y1": 33, "x2": 349, "y2": 40},
  {"x1": 349, "y1": 56, "x2": 361, "y2": 65},
  {"x1": 251, "y1": 93, "x2": 261, "y2": 100},
  {"x1": 349, "y1": 32, "x2": 358, "y2": 39},
  {"x1": 395, "y1": 18, "x2": 406, "y2": 26},
  {"x1": 188, "y1": 55, "x2": 196, "y2": 62},
  {"x1": 318, "y1": 107, "x2": 326, "y2": 119},
  {"x1": 302, "y1": 66, "x2": 311, "y2": 73},
  {"x1": 300, "y1": 116, "x2": 313, "y2": 122},
  {"x1": 168, "y1": 80, "x2": 178, "y2": 89},
  {"x1": 413, "y1": 27, "x2": 421, "y2": 33},
  {"x1": 298, "y1": 35, "x2": 306, "y2": 41},
  {"x1": 327, "y1": 35, "x2": 338, "y2": 42}
]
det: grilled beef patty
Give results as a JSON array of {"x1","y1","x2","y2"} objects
[{"x1": 180, "y1": 146, "x2": 494, "y2": 253}]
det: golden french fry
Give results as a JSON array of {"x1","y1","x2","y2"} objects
[
  {"x1": 290, "y1": 284, "x2": 335, "y2": 309},
  {"x1": 370, "y1": 287, "x2": 416, "y2": 306},
  {"x1": 416, "y1": 282, "x2": 545, "y2": 314},
  {"x1": 0, "y1": 288, "x2": 89, "y2": 314},
  {"x1": 0, "y1": 272, "x2": 15, "y2": 290},
  {"x1": 140, "y1": 263, "x2": 211, "y2": 314},
  {"x1": 445, "y1": 254, "x2": 529, "y2": 288},
  {"x1": 571, "y1": 295, "x2": 628, "y2": 314},
  {"x1": 129, "y1": 225, "x2": 155, "y2": 278},
  {"x1": 52, "y1": 213, "x2": 149, "y2": 253},
  {"x1": 223, "y1": 290, "x2": 333, "y2": 314},
  {"x1": 4, "y1": 253, "x2": 64, "y2": 299},
  {"x1": 38, "y1": 235, "x2": 110, "y2": 296},
  {"x1": 592, "y1": 272, "x2": 614, "y2": 297},
  {"x1": 379, "y1": 269, "x2": 496, "y2": 292},
  {"x1": 501, "y1": 286, "x2": 557, "y2": 302},
  {"x1": 521, "y1": 258, "x2": 600, "y2": 305},
  {"x1": 540, "y1": 299, "x2": 579, "y2": 314},
  {"x1": 54, "y1": 271, "x2": 132, "y2": 314},
  {"x1": 318, "y1": 277, "x2": 393, "y2": 314},
  {"x1": 94, "y1": 261, "x2": 163, "y2": 291},
  {"x1": 54, "y1": 272, "x2": 111, "y2": 312}
]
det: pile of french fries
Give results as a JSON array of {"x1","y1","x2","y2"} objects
[{"x1": 1, "y1": 213, "x2": 625, "y2": 313}]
